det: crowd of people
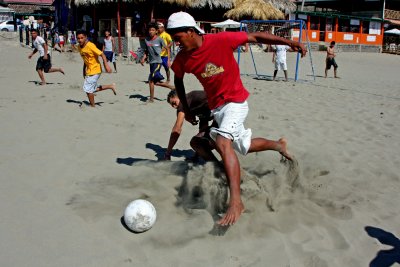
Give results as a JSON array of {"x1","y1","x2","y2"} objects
[{"x1": 28, "y1": 11, "x2": 310, "y2": 226}]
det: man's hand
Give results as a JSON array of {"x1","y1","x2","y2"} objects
[
  {"x1": 291, "y1": 42, "x2": 307, "y2": 57},
  {"x1": 28, "y1": 54, "x2": 32, "y2": 59}
]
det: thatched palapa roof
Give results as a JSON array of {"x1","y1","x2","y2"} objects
[
  {"x1": 74, "y1": 0, "x2": 233, "y2": 8},
  {"x1": 225, "y1": 0, "x2": 284, "y2": 20},
  {"x1": 163, "y1": 0, "x2": 233, "y2": 9}
]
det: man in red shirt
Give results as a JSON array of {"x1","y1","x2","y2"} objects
[{"x1": 167, "y1": 12, "x2": 307, "y2": 226}]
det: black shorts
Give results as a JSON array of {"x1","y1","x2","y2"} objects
[
  {"x1": 36, "y1": 55, "x2": 52, "y2": 73},
  {"x1": 326, "y1": 58, "x2": 338, "y2": 70}
]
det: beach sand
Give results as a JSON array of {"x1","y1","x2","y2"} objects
[{"x1": 1, "y1": 36, "x2": 400, "y2": 267}]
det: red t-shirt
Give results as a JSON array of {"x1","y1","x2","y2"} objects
[{"x1": 172, "y1": 31, "x2": 250, "y2": 110}]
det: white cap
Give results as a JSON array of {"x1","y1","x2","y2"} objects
[
  {"x1": 167, "y1": 12, "x2": 204, "y2": 34},
  {"x1": 157, "y1": 22, "x2": 164, "y2": 27}
]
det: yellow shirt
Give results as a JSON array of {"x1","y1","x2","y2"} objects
[
  {"x1": 79, "y1": 41, "x2": 102, "y2": 76},
  {"x1": 159, "y1": 31, "x2": 172, "y2": 57}
]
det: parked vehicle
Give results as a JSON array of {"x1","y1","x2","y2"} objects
[{"x1": 0, "y1": 20, "x2": 21, "y2": 32}]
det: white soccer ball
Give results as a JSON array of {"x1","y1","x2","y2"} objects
[{"x1": 124, "y1": 199, "x2": 157, "y2": 233}]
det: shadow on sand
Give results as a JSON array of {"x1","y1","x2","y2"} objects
[{"x1": 365, "y1": 226, "x2": 400, "y2": 267}]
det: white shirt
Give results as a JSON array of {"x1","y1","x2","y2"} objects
[
  {"x1": 33, "y1": 36, "x2": 48, "y2": 57},
  {"x1": 273, "y1": 45, "x2": 290, "y2": 63}
]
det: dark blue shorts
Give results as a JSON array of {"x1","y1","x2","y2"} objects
[
  {"x1": 148, "y1": 63, "x2": 164, "y2": 83},
  {"x1": 104, "y1": 51, "x2": 115, "y2": 62},
  {"x1": 161, "y1": 56, "x2": 169, "y2": 71}
]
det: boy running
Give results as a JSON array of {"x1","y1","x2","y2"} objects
[
  {"x1": 28, "y1": 28, "x2": 64, "y2": 85},
  {"x1": 76, "y1": 29, "x2": 116, "y2": 107},
  {"x1": 167, "y1": 12, "x2": 306, "y2": 226},
  {"x1": 140, "y1": 22, "x2": 175, "y2": 103},
  {"x1": 157, "y1": 22, "x2": 173, "y2": 82}
]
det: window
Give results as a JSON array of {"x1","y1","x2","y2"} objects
[
  {"x1": 326, "y1": 18, "x2": 333, "y2": 31},
  {"x1": 310, "y1": 16, "x2": 319, "y2": 30},
  {"x1": 338, "y1": 18, "x2": 350, "y2": 32},
  {"x1": 362, "y1": 21, "x2": 370, "y2": 34}
]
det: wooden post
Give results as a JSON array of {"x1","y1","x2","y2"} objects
[{"x1": 117, "y1": 0, "x2": 122, "y2": 54}]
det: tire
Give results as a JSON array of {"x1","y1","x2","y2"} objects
[{"x1": 1, "y1": 28, "x2": 9, "y2": 32}]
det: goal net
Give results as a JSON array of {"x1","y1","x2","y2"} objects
[{"x1": 237, "y1": 20, "x2": 315, "y2": 82}]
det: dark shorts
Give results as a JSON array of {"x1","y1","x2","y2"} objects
[
  {"x1": 161, "y1": 56, "x2": 169, "y2": 71},
  {"x1": 104, "y1": 51, "x2": 114, "y2": 62},
  {"x1": 36, "y1": 55, "x2": 52, "y2": 73},
  {"x1": 326, "y1": 58, "x2": 338, "y2": 70},
  {"x1": 148, "y1": 63, "x2": 164, "y2": 83}
]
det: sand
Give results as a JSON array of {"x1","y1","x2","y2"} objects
[{"x1": 1, "y1": 35, "x2": 400, "y2": 267}]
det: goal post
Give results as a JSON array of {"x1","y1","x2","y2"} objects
[{"x1": 237, "y1": 20, "x2": 315, "y2": 82}]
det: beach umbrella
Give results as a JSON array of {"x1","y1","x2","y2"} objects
[
  {"x1": 211, "y1": 19, "x2": 241, "y2": 28},
  {"x1": 384, "y1": 28, "x2": 400, "y2": 35},
  {"x1": 224, "y1": 0, "x2": 284, "y2": 20}
]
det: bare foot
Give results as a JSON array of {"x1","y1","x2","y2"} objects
[
  {"x1": 60, "y1": 68, "x2": 65, "y2": 75},
  {"x1": 169, "y1": 84, "x2": 176, "y2": 90},
  {"x1": 111, "y1": 83, "x2": 116, "y2": 95},
  {"x1": 39, "y1": 82, "x2": 46, "y2": 86},
  {"x1": 217, "y1": 200, "x2": 244, "y2": 226},
  {"x1": 278, "y1": 137, "x2": 293, "y2": 161},
  {"x1": 146, "y1": 99, "x2": 154, "y2": 103}
]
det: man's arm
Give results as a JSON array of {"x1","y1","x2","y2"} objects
[
  {"x1": 165, "y1": 111, "x2": 185, "y2": 160},
  {"x1": 112, "y1": 37, "x2": 116, "y2": 52},
  {"x1": 247, "y1": 32, "x2": 307, "y2": 57},
  {"x1": 174, "y1": 77, "x2": 197, "y2": 125},
  {"x1": 43, "y1": 43, "x2": 49, "y2": 59},
  {"x1": 28, "y1": 48, "x2": 38, "y2": 59},
  {"x1": 82, "y1": 64, "x2": 86, "y2": 78},
  {"x1": 327, "y1": 47, "x2": 335, "y2": 57},
  {"x1": 100, "y1": 53, "x2": 112, "y2": 73}
]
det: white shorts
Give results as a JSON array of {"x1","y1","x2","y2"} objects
[
  {"x1": 83, "y1": 74, "x2": 101, "y2": 93},
  {"x1": 210, "y1": 101, "x2": 252, "y2": 155},
  {"x1": 275, "y1": 61, "x2": 287, "y2": 71}
]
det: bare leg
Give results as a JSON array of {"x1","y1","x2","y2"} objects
[
  {"x1": 95, "y1": 83, "x2": 116, "y2": 95},
  {"x1": 284, "y1": 70, "x2": 288, "y2": 81},
  {"x1": 86, "y1": 92, "x2": 95, "y2": 107},
  {"x1": 248, "y1": 137, "x2": 292, "y2": 160},
  {"x1": 325, "y1": 68, "x2": 328, "y2": 78},
  {"x1": 334, "y1": 68, "x2": 338, "y2": 78},
  {"x1": 273, "y1": 70, "x2": 277, "y2": 81},
  {"x1": 113, "y1": 62, "x2": 117, "y2": 73},
  {"x1": 166, "y1": 68, "x2": 170, "y2": 82},
  {"x1": 190, "y1": 136, "x2": 218, "y2": 162},
  {"x1": 148, "y1": 81, "x2": 155, "y2": 102},
  {"x1": 37, "y1": 69, "x2": 46, "y2": 85},
  {"x1": 47, "y1": 67, "x2": 65, "y2": 75},
  {"x1": 214, "y1": 135, "x2": 244, "y2": 226},
  {"x1": 155, "y1": 81, "x2": 175, "y2": 90}
]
